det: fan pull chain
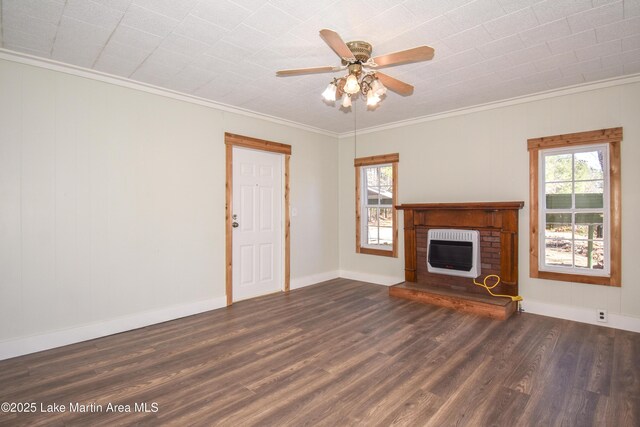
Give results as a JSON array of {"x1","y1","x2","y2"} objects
[{"x1": 354, "y1": 98, "x2": 357, "y2": 159}]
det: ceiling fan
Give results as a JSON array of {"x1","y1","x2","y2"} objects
[{"x1": 276, "y1": 29, "x2": 435, "y2": 108}]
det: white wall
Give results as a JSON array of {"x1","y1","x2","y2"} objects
[
  {"x1": 339, "y1": 81, "x2": 640, "y2": 321},
  {"x1": 0, "y1": 58, "x2": 339, "y2": 356},
  {"x1": 1, "y1": 53, "x2": 637, "y2": 359}
]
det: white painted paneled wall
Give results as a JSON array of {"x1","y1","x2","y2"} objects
[
  {"x1": 1, "y1": 52, "x2": 638, "y2": 358},
  {"x1": 0, "y1": 58, "x2": 339, "y2": 357},
  {"x1": 338, "y1": 80, "x2": 640, "y2": 326}
]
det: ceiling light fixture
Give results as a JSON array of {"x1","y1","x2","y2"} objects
[
  {"x1": 322, "y1": 67, "x2": 387, "y2": 108},
  {"x1": 278, "y1": 30, "x2": 436, "y2": 110}
]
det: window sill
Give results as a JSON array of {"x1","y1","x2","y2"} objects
[
  {"x1": 359, "y1": 247, "x2": 396, "y2": 258},
  {"x1": 531, "y1": 269, "x2": 619, "y2": 287}
]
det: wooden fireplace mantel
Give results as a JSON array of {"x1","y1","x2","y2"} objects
[
  {"x1": 395, "y1": 201, "x2": 524, "y2": 285},
  {"x1": 391, "y1": 201, "x2": 525, "y2": 320},
  {"x1": 395, "y1": 201, "x2": 525, "y2": 211}
]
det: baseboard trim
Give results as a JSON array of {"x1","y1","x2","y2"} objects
[
  {"x1": 0, "y1": 297, "x2": 227, "y2": 361},
  {"x1": 7, "y1": 286, "x2": 636, "y2": 361},
  {"x1": 290, "y1": 271, "x2": 340, "y2": 290},
  {"x1": 338, "y1": 270, "x2": 404, "y2": 286},
  {"x1": 522, "y1": 300, "x2": 640, "y2": 333}
]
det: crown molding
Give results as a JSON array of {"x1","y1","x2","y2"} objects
[
  {"x1": 338, "y1": 73, "x2": 640, "y2": 139},
  {"x1": 0, "y1": 49, "x2": 339, "y2": 138},
  {"x1": 2, "y1": 48, "x2": 638, "y2": 141}
]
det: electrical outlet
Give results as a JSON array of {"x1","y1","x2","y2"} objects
[{"x1": 597, "y1": 309, "x2": 608, "y2": 323}]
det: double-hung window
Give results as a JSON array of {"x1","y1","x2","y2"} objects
[
  {"x1": 541, "y1": 145, "x2": 609, "y2": 273},
  {"x1": 528, "y1": 128, "x2": 622, "y2": 286},
  {"x1": 355, "y1": 154, "x2": 398, "y2": 257}
]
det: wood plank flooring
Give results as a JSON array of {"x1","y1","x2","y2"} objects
[{"x1": 0, "y1": 278, "x2": 638, "y2": 426}]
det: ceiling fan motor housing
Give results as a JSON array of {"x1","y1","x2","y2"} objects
[{"x1": 343, "y1": 41, "x2": 372, "y2": 64}]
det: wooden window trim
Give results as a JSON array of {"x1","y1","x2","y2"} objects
[
  {"x1": 355, "y1": 153, "x2": 399, "y2": 258},
  {"x1": 225, "y1": 133, "x2": 291, "y2": 306},
  {"x1": 354, "y1": 153, "x2": 399, "y2": 167},
  {"x1": 527, "y1": 128, "x2": 622, "y2": 287}
]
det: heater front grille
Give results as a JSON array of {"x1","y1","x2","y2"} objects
[
  {"x1": 428, "y1": 229, "x2": 477, "y2": 242},
  {"x1": 427, "y1": 229, "x2": 481, "y2": 278}
]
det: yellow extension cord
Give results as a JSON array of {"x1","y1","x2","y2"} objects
[{"x1": 472, "y1": 274, "x2": 523, "y2": 302}]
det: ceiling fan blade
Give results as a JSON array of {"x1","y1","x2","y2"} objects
[
  {"x1": 319, "y1": 29, "x2": 356, "y2": 62},
  {"x1": 375, "y1": 72, "x2": 414, "y2": 96},
  {"x1": 371, "y1": 46, "x2": 434, "y2": 68},
  {"x1": 276, "y1": 66, "x2": 341, "y2": 76}
]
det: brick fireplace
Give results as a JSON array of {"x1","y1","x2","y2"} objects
[{"x1": 391, "y1": 201, "x2": 525, "y2": 319}]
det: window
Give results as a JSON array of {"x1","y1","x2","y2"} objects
[
  {"x1": 528, "y1": 128, "x2": 622, "y2": 286},
  {"x1": 355, "y1": 153, "x2": 398, "y2": 257},
  {"x1": 541, "y1": 146, "x2": 609, "y2": 273}
]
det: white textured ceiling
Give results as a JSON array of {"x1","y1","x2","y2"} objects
[{"x1": 1, "y1": 0, "x2": 639, "y2": 133}]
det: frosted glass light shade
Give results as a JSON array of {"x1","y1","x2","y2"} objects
[
  {"x1": 366, "y1": 90, "x2": 380, "y2": 106},
  {"x1": 370, "y1": 78, "x2": 387, "y2": 96},
  {"x1": 343, "y1": 74, "x2": 360, "y2": 94},
  {"x1": 321, "y1": 83, "x2": 337, "y2": 101},
  {"x1": 341, "y1": 93, "x2": 352, "y2": 108}
]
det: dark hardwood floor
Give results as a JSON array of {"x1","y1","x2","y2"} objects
[{"x1": 0, "y1": 278, "x2": 638, "y2": 426}]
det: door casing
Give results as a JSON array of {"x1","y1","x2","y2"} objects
[{"x1": 225, "y1": 133, "x2": 291, "y2": 306}]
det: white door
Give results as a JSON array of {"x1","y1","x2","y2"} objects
[{"x1": 232, "y1": 147, "x2": 283, "y2": 301}]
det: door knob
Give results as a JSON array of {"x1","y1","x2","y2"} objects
[{"x1": 232, "y1": 221, "x2": 239, "y2": 228}]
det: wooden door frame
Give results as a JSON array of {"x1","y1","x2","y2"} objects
[{"x1": 225, "y1": 132, "x2": 292, "y2": 306}]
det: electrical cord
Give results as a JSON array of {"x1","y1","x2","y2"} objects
[{"x1": 472, "y1": 274, "x2": 523, "y2": 302}]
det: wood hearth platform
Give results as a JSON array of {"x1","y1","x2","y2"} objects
[{"x1": 390, "y1": 282, "x2": 518, "y2": 320}]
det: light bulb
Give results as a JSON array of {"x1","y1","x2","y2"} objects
[
  {"x1": 341, "y1": 93, "x2": 351, "y2": 108},
  {"x1": 321, "y1": 82, "x2": 337, "y2": 101},
  {"x1": 366, "y1": 90, "x2": 380, "y2": 106},
  {"x1": 370, "y1": 78, "x2": 387, "y2": 97},
  {"x1": 343, "y1": 73, "x2": 360, "y2": 95}
]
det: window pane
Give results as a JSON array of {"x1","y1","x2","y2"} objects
[
  {"x1": 546, "y1": 213, "x2": 572, "y2": 223},
  {"x1": 575, "y1": 224, "x2": 604, "y2": 240},
  {"x1": 379, "y1": 165, "x2": 392, "y2": 187},
  {"x1": 379, "y1": 227, "x2": 392, "y2": 246},
  {"x1": 367, "y1": 208, "x2": 379, "y2": 245},
  {"x1": 367, "y1": 226, "x2": 379, "y2": 245},
  {"x1": 574, "y1": 150, "x2": 604, "y2": 180},
  {"x1": 366, "y1": 167, "x2": 379, "y2": 188},
  {"x1": 545, "y1": 183, "x2": 572, "y2": 209},
  {"x1": 379, "y1": 206, "x2": 393, "y2": 246},
  {"x1": 379, "y1": 207, "x2": 392, "y2": 228},
  {"x1": 574, "y1": 180, "x2": 603, "y2": 193},
  {"x1": 545, "y1": 239, "x2": 573, "y2": 267},
  {"x1": 364, "y1": 166, "x2": 379, "y2": 205},
  {"x1": 574, "y1": 240, "x2": 588, "y2": 269},
  {"x1": 545, "y1": 214, "x2": 572, "y2": 240},
  {"x1": 545, "y1": 154, "x2": 572, "y2": 182},
  {"x1": 575, "y1": 240, "x2": 605, "y2": 270},
  {"x1": 379, "y1": 186, "x2": 393, "y2": 205},
  {"x1": 367, "y1": 207, "x2": 378, "y2": 226},
  {"x1": 575, "y1": 181, "x2": 603, "y2": 209},
  {"x1": 575, "y1": 213, "x2": 604, "y2": 240}
]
